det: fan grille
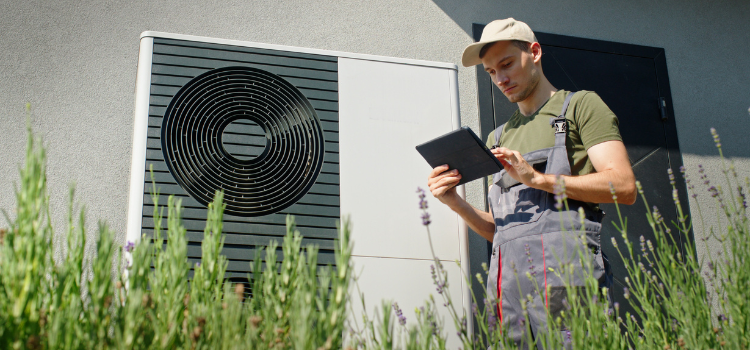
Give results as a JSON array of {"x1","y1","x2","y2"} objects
[{"x1": 161, "y1": 66, "x2": 325, "y2": 217}]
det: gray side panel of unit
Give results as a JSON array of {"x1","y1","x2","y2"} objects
[{"x1": 142, "y1": 38, "x2": 340, "y2": 276}]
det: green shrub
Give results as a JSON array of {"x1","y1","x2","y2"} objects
[
  {"x1": 2, "y1": 120, "x2": 748, "y2": 349},
  {"x1": 348, "y1": 127, "x2": 749, "y2": 350},
  {"x1": 0, "y1": 125, "x2": 352, "y2": 350}
]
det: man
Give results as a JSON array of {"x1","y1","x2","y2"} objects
[{"x1": 427, "y1": 18, "x2": 636, "y2": 347}]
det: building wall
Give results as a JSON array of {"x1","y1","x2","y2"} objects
[{"x1": 1, "y1": 0, "x2": 747, "y2": 317}]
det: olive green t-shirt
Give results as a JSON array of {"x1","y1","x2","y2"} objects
[{"x1": 485, "y1": 90, "x2": 622, "y2": 182}]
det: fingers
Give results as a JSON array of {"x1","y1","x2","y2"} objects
[
  {"x1": 428, "y1": 168, "x2": 461, "y2": 188},
  {"x1": 430, "y1": 175, "x2": 461, "y2": 197},
  {"x1": 428, "y1": 165, "x2": 460, "y2": 184},
  {"x1": 427, "y1": 164, "x2": 461, "y2": 197},
  {"x1": 491, "y1": 147, "x2": 522, "y2": 167},
  {"x1": 428, "y1": 164, "x2": 450, "y2": 178}
]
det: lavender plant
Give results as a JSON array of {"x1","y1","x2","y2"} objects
[
  {"x1": 610, "y1": 128, "x2": 749, "y2": 349},
  {"x1": 3, "y1": 115, "x2": 749, "y2": 349},
  {"x1": 0, "y1": 125, "x2": 353, "y2": 349},
  {"x1": 351, "y1": 125, "x2": 749, "y2": 350}
]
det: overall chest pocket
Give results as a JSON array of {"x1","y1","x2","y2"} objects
[{"x1": 490, "y1": 184, "x2": 549, "y2": 230}]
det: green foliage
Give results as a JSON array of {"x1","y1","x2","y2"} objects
[
  {"x1": 349, "y1": 128, "x2": 749, "y2": 350},
  {"x1": 2, "y1": 120, "x2": 749, "y2": 349},
  {"x1": 0, "y1": 126, "x2": 353, "y2": 349}
]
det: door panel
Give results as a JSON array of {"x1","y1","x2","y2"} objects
[{"x1": 542, "y1": 46, "x2": 664, "y2": 164}]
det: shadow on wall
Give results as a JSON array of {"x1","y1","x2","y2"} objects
[{"x1": 428, "y1": 0, "x2": 610, "y2": 40}]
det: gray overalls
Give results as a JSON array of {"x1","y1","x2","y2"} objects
[{"x1": 486, "y1": 92, "x2": 607, "y2": 349}]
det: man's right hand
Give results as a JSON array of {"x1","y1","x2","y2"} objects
[
  {"x1": 426, "y1": 165, "x2": 496, "y2": 241},
  {"x1": 427, "y1": 165, "x2": 462, "y2": 207}
]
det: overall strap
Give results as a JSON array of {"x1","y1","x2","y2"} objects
[
  {"x1": 549, "y1": 92, "x2": 577, "y2": 148},
  {"x1": 493, "y1": 122, "x2": 507, "y2": 148}
]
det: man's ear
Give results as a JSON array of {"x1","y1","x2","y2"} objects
[{"x1": 530, "y1": 42, "x2": 543, "y2": 63}]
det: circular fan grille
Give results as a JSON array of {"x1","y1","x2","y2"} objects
[{"x1": 161, "y1": 66, "x2": 325, "y2": 217}]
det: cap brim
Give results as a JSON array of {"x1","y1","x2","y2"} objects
[
  {"x1": 463, "y1": 40, "x2": 509, "y2": 67},
  {"x1": 461, "y1": 41, "x2": 488, "y2": 67}
]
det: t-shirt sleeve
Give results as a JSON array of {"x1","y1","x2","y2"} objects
[{"x1": 574, "y1": 92, "x2": 622, "y2": 150}]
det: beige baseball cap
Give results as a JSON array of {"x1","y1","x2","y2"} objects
[{"x1": 461, "y1": 18, "x2": 537, "y2": 67}]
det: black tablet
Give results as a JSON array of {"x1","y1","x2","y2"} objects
[{"x1": 415, "y1": 126, "x2": 504, "y2": 186}]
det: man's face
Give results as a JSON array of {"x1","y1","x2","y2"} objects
[{"x1": 481, "y1": 41, "x2": 541, "y2": 103}]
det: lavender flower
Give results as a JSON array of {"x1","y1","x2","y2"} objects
[
  {"x1": 417, "y1": 187, "x2": 432, "y2": 225},
  {"x1": 609, "y1": 182, "x2": 617, "y2": 202},
  {"x1": 711, "y1": 128, "x2": 721, "y2": 148},
  {"x1": 623, "y1": 287, "x2": 630, "y2": 299},
  {"x1": 417, "y1": 187, "x2": 428, "y2": 209},
  {"x1": 392, "y1": 302, "x2": 406, "y2": 326},
  {"x1": 708, "y1": 185, "x2": 720, "y2": 200},
  {"x1": 125, "y1": 241, "x2": 135, "y2": 253},
  {"x1": 681, "y1": 166, "x2": 695, "y2": 192},
  {"x1": 525, "y1": 243, "x2": 533, "y2": 263},
  {"x1": 421, "y1": 212, "x2": 431, "y2": 226},
  {"x1": 668, "y1": 168, "x2": 675, "y2": 186},
  {"x1": 487, "y1": 310, "x2": 497, "y2": 333},
  {"x1": 431, "y1": 265, "x2": 445, "y2": 294},
  {"x1": 652, "y1": 206, "x2": 663, "y2": 225},
  {"x1": 738, "y1": 185, "x2": 747, "y2": 208}
]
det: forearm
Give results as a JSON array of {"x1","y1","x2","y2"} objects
[
  {"x1": 531, "y1": 169, "x2": 637, "y2": 205},
  {"x1": 445, "y1": 197, "x2": 496, "y2": 242},
  {"x1": 428, "y1": 165, "x2": 497, "y2": 242}
]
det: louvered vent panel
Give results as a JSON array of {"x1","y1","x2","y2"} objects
[{"x1": 142, "y1": 38, "x2": 340, "y2": 279}]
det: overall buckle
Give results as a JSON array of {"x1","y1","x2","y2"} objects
[{"x1": 550, "y1": 117, "x2": 567, "y2": 134}]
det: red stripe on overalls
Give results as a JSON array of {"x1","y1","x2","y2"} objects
[
  {"x1": 496, "y1": 248, "x2": 502, "y2": 323},
  {"x1": 541, "y1": 235, "x2": 549, "y2": 308}
]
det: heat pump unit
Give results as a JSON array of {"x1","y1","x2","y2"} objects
[{"x1": 127, "y1": 31, "x2": 469, "y2": 344}]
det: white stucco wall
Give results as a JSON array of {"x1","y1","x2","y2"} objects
[{"x1": 1, "y1": 0, "x2": 748, "y2": 331}]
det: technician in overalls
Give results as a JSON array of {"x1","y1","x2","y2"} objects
[{"x1": 427, "y1": 18, "x2": 637, "y2": 348}]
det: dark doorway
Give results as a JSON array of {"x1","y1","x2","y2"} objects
[{"x1": 469, "y1": 23, "x2": 692, "y2": 325}]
